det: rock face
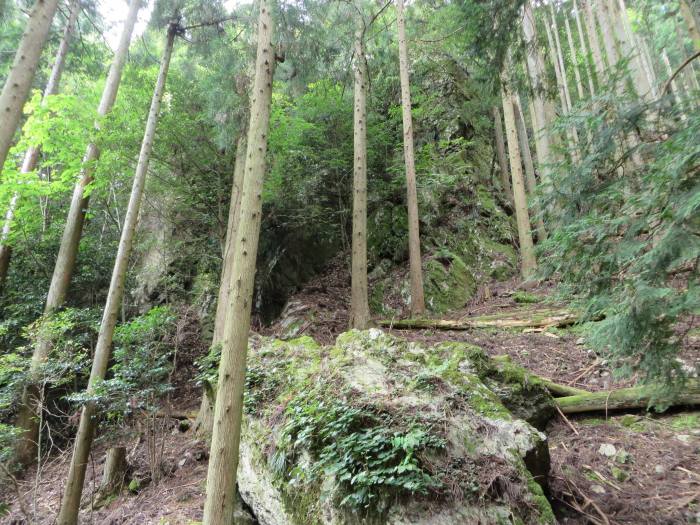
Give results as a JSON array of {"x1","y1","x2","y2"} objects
[{"x1": 237, "y1": 330, "x2": 555, "y2": 525}]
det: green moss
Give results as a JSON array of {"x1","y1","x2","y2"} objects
[
  {"x1": 280, "y1": 478, "x2": 323, "y2": 524},
  {"x1": 424, "y1": 252, "x2": 477, "y2": 314},
  {"x1": 525, "y1": 473, "x2": 556, "y2": 524},
  {"x1": 668, "y1": 412, "x2": 700, "y2": 430},
  {"x1": 512, "y1": 291, "x2": 541, "y2": 304},
  {"x1": 369, "y1": 281, "x2": 388, "y2": 315}
]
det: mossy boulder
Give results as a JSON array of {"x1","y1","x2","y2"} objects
[{"x1": 237, "y1": 330, "x2": 555, "y2": 524}]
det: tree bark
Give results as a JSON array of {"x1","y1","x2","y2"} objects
[
  {"x1": 581, "y1": 0, "x2": 607, "y2": 82},
  {"x1": 379, "y1": 309, "x2": 578, "y2": 329},
  {"x1": 202, "y1": 1, "x2": 276, "y2": 522},
  {"x1": 544, "y1": 5, "x2": 580, "y2": 159},
  {"x1": 513, "y1": 95, "x2": 546, "y2": 242},
  {"x1": 679, "y1": 0, "x2": 700, "y2": 51},
  {"x1": 56, "y1": 22, "x2": 175, "y2": 525},
  {"x1": 521, "y1": 1, "x2": 554, "y2": 193},
  {"x1": 501, "y1": 80, "x2": 537, "y2": 279},
  {"x1": 492, "y1": 106, "x2": 512, "y2": 202},
  {"x1": 595, "y1": 0, "x2": 620, "y2": 70},
  {"x1": 609, "y1": 0, "x2": 653, "y2": 101},
  {"x1": 349, "y1": 17, "x2": 371, "y2": 329},
  {"x1": 0, "y1": 0, "x2": 61, "y2": 178},
  {"x1": 0, "y1": 0, "x2": 80, "y2": 295},
  {"x1": 195, "y1": 134, "x2": 247, "y2": 439},
  {"x1": 549, "y1": 4, "x2": 575, "y2": 114},
  {"x1": 662, "y1": 51, "x2": 688, "y2": 119},
  {"x1": 572, "y1": 0, "x2": 596, "y2": 95},
  {"x1": 94, "y1": 446, "x2": 128, "y2": 507},
  {"x1": 674, "y1": 22, "x2": 700, "y2": 102},
  {"x1": 564, "y1": 10, "x2": 586, "y2": 100},
  {"x1": 556, "y1": 382, "x2": 700, "y2": 414},
  {"x1": 14, "y1": 0, "x2": 141, "y2": 470},
  {"x1": 396, "y1": 0, "x2": 425, "y2": 317}
]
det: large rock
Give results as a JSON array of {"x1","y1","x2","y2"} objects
[{"x1": 237, "y1": 330, "x2": 555, "y2": 524}]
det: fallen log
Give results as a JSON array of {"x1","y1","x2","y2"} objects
[
  {"x1": 556, "y1": 382, "x2": 700, "y2": 414},
  {"x1": 380, "y1": 310, "x2": 579, "y2": 331},
  {"x1": 492, "y1": 355, "x2": 589, "y2": 397}
]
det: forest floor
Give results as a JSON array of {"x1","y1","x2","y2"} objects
[{"x1": 3, "y1": 265, "x2": 699, "y2": 524}]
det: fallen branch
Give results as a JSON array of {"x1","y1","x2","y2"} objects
[
  {"x1": 556, "y1": 382, "x2": 700, "y2": 414},
  {"x1": 380, "y1": 310, "x2": 579, "y2": 331}
]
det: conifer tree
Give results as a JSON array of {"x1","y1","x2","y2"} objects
[
  {"x1": 0, "y1": 0, "x2": 81, "y2": 295},
  {"x1": 13, "y1": 0, "x2": 142, "y2": 468},
  {"x1": 563, "y1": 9, "x2": 586, "y2": 100},
  {"x1": 349, "y1": 12, "x2": 371, "y2": 329},
  {"x1": 492, "y1": 105, "x2": 513, "y2": 202},
  {"x1": 202, "y1": 1, "x2": 278, "y2": 522},
  {"x1": 521, "y1": 1, "x2": 554, "y2": 191},
  {"x1": 581, "y1": 0, "x2": 607, "y2": 81},
  {"x1": 396, "y1": 0, "x2": 425, "y2": 317},
  {"x1": 679, "y1": 0, "x2": 700, "y2": 51},
  {"x1": 194, "y1": 134, "x2": 247, "y2": 438},
  {"x1": 572, "y1": 0, "x2": 596, "y2": 95},
  {"x1": 513, "y1": 95, "x2": 546, "y2": 242},
  {"x1": 57, "y1": 20, "x2": 178, "y2": 525},
  {"x1": 500, "y1": 78, "x2": 536, "y2": 278},
  {"x1": 0, "y1": 0, "x2": 61, "y2": 178}
]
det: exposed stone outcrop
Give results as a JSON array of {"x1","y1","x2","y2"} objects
[{"x1": 235, "y1": 330, "x2": 555, "y2": 524}]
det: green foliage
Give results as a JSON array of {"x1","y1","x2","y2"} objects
[
  {"x1": 540, "y1": 73, "x2": 700, "y2": 389},
  {"x1": 271, "y1": 389, "x2": 445, "y2": 513},
  {"x1": 67, "y1": 306, "x2": 177, "y2": 418}
]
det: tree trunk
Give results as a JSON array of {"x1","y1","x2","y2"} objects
[
  {"x1": 556, "y1": 382, "x2": 700, "y2": 414},
  {"x1": 680, "y1": 0, "x2": 700, "y2": 51},
  {"x1": 492, "y1": 106, "x2": 512, "y2": 202},
  {"x1": 14, "y1": 0, "x2": 141, "y2": 470},
  {"x1": 564, "y1": 13, "x2": 584, "y2": 100},
  {"x1": 94, "y1": 447, "x2": 128, "y2": 508},
  {"x1": 544, "y1": 5, "x2": 580, "y2": 159},
  {"x1": 202, "y1": 1, "x2": 276, "y2": 522},
  {"x1": 595, "y1": 0, "x2": 620, "y2": 70},
  {"x1": 521, "y1": 1, "x2": 554, "y2": 192},
  {"x1": 349, "y1": 18, "x2": 371, "y2": 329},
  {"x1": 195, "y1": 134, "x2": 247, "y2": 439},
  {"x1": 396, "y1": 0, "x2": 425, "y2": 317},
  {"x1": 0, "y1": 0, "x2": 60, "y2": 178},
  {"x1": 549, "y1": 4, "x2": 575, "y2": 114},
  {"x1": 56, "y1": 23, "x2": 175, "y2": 525},
  {"x1": 581, "y1": 0, "x2": 607, "y2": 82},
  {"x1": 608, "y1": 0, "x2": 653, "y2": 101},
  {"x1": 501, "y1": 81, "x2": 537, "y2": 279},
  {"x1": 636, "y1": 32, "x2": 659, "y2": 99},
  {"x1": 662, "y1": 51, "x2": 688, "y2": 119},
  {"x1": 0, "y1": 0, "x2": 80, "y2": 296},
  {"x1": 513, "y1": 95, "x2": 546, "y2": 242},
  {"x1": 379, "y1": 309, "x2": 578, "y2": 329},
  {"x1": 572, "y1": 0, "x2": 596, "y2": 95},
  {"x1": 564, "y1": 11, "x2": 586, "y2": 100}
]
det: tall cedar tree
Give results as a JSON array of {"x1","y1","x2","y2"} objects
[
  {"x1": 0, "y1": 0, "x2": 81, "y2": 295},
  {"x1": 13, "y1": 0, "x2": 142, "y2": 468},
  {"x1": 202, "y1": 1, "x2": 277, "y2": 522},
  {"x1": 0, "y1": 0, "x2": 60, "y2": 177},
  {"x1": 396, "y1": 0, "x2": 426, "y2": 316},
  {"x1": 57, "y1": 21, "x2": 177, "y2": 525}
]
